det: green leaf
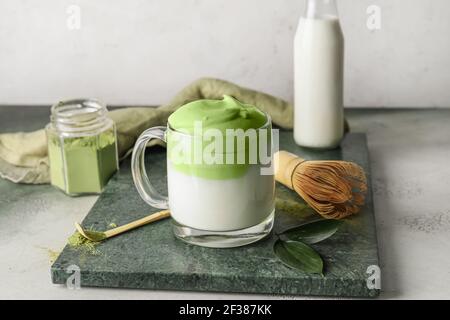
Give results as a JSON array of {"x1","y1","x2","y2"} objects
[
  {"x1": 273, "y1": 240, "x2": 323, "y2": 275},
  {"x1": 280, "y1": 219, "x2": 343, "y2": 244}
]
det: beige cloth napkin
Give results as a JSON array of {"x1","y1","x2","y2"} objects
[{"x1": 0, "y1": 78, "x2": 295, "y2": 184}]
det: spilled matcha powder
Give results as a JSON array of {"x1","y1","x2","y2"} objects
[
  {"x1": 47, "y1": 248, "x2": 61, "y2": 263},
  {"x1": 275, "y1": 197, "x2": 309, "y2": 214},
  {"x1": 68, "y1": 231, "x2": 103, "y2": 255},
  {"x1": 37, "y1": 246, "x2": 61, "y2": 263}
]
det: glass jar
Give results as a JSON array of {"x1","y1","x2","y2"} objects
[{"x1": 45, "y1": 99, "x2": 119, "y2": 196}]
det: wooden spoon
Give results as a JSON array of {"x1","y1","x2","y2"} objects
[{"x1": 75, "y1": 209, "x2": 170, "y2": 242}]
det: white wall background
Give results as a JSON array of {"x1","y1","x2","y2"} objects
[{"x1": 0, "y1": 0, "x2": 449, "y2": 107}]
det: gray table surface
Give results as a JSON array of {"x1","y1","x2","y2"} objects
[{"x1": 1, "y1": 106, "x2": 449, "y2": 300}]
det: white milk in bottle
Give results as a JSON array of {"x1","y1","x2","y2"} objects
[{"x1": 294, "y1": 0, "x2": 344, "y2": 149}]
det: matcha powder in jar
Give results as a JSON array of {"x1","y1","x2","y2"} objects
[{"x1": 45, "y1": 99, "x2": 119, "y2": 196}]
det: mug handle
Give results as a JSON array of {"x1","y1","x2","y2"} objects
[{"x1": 131, "y1": 126, "x2": 169, "y2": 209}]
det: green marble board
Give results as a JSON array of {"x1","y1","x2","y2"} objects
[{"x1": 51, "y1": 131, "x2": 380, "y2": 297}]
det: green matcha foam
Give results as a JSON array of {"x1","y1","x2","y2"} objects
[
  {"x1": 168, "y1": 95, "x2": 267, "y2": 134},
  {"x1": 167, "y1": 95, "x2": 271, "y2": 180}
]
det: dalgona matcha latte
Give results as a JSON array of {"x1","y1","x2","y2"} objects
[{"x1": 131, "y1": 96, "x2": 275, "y2": 248}]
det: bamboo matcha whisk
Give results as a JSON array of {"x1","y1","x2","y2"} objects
[{"x1": 274, "y1": 151, "x2": 367, "y2": 219}]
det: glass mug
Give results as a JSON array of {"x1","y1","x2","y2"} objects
[{"x1": 131, "y1": 115, "x2": 275, "y2": 248}]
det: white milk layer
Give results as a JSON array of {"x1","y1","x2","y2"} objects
[
  {"x1": 167, "y1": 162, "x2": 275, "y2": 232},
  {"x1": 294, "y1": 16, "x2": 344, "y2": 148}
]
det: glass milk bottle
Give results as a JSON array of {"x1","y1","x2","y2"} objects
[{"x1": 294, "y1": 0, "x2": 344, "y2": 149}]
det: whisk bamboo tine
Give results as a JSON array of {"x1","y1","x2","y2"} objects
[{"x1": 274, "y1": 150, "x2": 367, "y2": 219}]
